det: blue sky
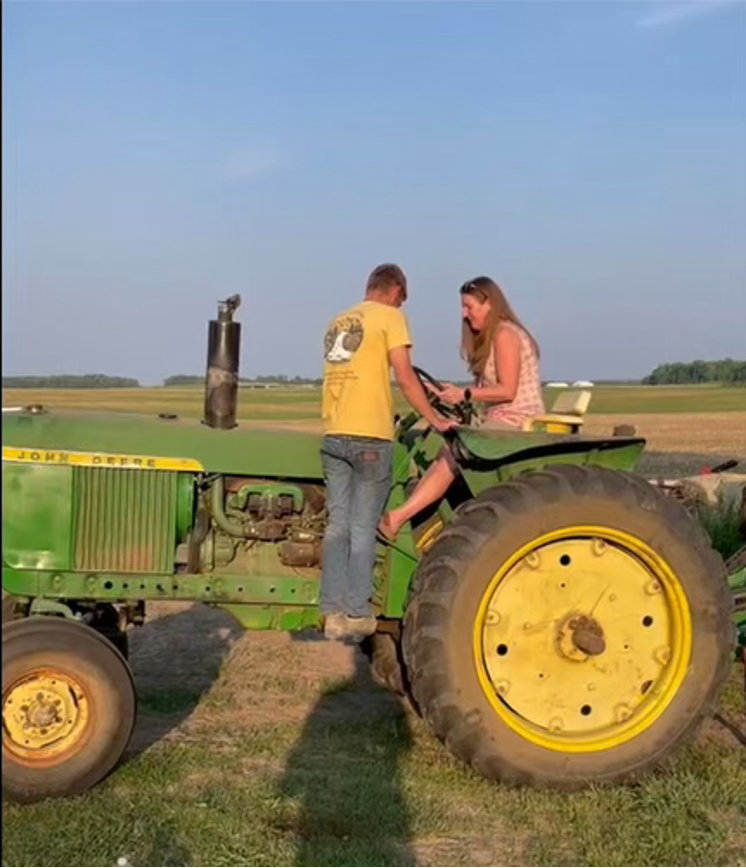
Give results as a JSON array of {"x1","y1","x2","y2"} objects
[{"x1": 3, "y1": 0, "x2": 745, "y2": 384}]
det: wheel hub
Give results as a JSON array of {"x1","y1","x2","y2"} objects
[
  {"x1": 557, "y1": 613, "x2": 606, "y2": 661},
  {"x1": 3, "y1": 672, "x2": 88, "y2": 758},
  {"x1": 476, "y1": 529, "x2": 691, "y2": 752}
]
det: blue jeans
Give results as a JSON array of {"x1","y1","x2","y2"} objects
[{"x1": 320, "y1": 435, "x2": 394, "y2": 617}]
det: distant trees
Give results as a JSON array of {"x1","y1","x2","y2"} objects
[
  {"x1": 163, "y1": 375, "x2": 203, "y2": 386},
  {"x1": 2, "y1": 375, "x2": 139, "y2": 388},
  {"x1": 249, "y1": 374, "x2": 323, "y2": 386},
  {"x1": 3, "y1": 373, "x2": 324, "y2": 388},
  {"x1": 163, "y1": 374, "x2": 323, "y2": 386},
  {"x1": 6, "y1": 366, "x2": 741, "y2": 390},
  {"x1": 643, "y1": 359, "x2": 746, "y2": 385}
]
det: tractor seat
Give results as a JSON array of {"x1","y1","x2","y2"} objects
[{"x1": 523, "y1": 384, "x2": 593, "y2": 435}]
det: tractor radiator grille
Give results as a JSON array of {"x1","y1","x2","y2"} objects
[{"x1": 73, "y1": 468, "x2": 177, "y2": 573}]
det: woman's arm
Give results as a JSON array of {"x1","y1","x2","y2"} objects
[
  {"x1": 435, "y1": 326, "x2": 522, "y2": 405},
  {"x1": 470, "y1": 326, "x2": 521, "y2": 403}
]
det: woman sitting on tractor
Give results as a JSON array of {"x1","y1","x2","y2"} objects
[{"x1": 379, "y1": 276, "x2": 544, "y2": 539}]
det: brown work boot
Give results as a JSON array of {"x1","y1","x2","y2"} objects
[
  {"x1": 324, "y1": 613, "x2": 377, "y2": 643},
  {"x1": 323, "y1": 612, "x2": 348, "y2": 640},
  {"x1": 342, "y1": 615, "x2": 377, "y2": 643}
]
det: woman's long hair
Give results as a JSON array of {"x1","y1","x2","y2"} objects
[{"x1": 460, "y1": 277, "x2": 540, "y2": 376}]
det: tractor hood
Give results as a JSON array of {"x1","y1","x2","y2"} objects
[
  {"x1": 2, "y1": 408, "x2": 326, "y2": 480},
  {"x1": 2, "y1": 407, "x2": 647, "y2": 483}
]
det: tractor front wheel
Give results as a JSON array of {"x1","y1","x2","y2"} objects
[
  {"x1": 2, "y1": 617, "x2": 136, "y2": 803},
  {"x1": 404, "y1": 465, "x2": 732, "y2": 788},
  {"x1": 2, "y1": 595, "x2": 29, "y2": 623}
]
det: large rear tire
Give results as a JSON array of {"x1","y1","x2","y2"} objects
[
  {"x1": 403, "y1": 466, "x2": 732, "y2": 788},
  {"x1": 2, "y1": 617, "x2": 137, "y2": 803}
]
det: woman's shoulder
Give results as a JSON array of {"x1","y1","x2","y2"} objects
[
  {"x1": 494, "y1": 320, "x2": 523, "y2": 345},
  {"x1": 496, "y1": 320, "x2": 536, "y2": 350},
  {"x1": 496, "y1": 319, "x2": 522, "y2": 335}
]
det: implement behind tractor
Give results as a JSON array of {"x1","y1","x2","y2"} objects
[{"x1": 2, "y1": 298, "x2": 741, "y2": 803}]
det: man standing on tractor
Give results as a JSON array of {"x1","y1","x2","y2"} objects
[{"x1": 321, "y1": 263, "x2": 453, "y2": 642}]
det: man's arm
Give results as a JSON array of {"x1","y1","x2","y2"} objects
[{"x1": 389, "y1": 346, "x2": 454, "y2": 432}]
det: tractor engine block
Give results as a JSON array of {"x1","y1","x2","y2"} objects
[{"x1": 193, "y1": 478, "x2": 325, "y2": 573}]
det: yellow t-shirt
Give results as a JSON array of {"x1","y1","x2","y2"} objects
[{"x1": 322, "y1": 300, "x2": 412, "y2": 441}]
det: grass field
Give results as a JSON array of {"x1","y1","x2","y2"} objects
[
  {"x1": 3, "y1": 384, "x2": 746, "y2": 867},
  {"x1": 3, "y1": 603, "x2": 746, "y2": 867},
  {"x1": 3, "y1": 384, "x2": 745, "y2": 462},
  {"x1": 2, "y1": 386, "x2": 325, "y2": 422},
  {"x1": 4, "y1": 383, "x2": 746, "y2": 418}
]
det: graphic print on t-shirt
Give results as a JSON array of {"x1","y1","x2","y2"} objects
[{"x1": 324, "y1": 315, "x2": 364, "y2": 364}]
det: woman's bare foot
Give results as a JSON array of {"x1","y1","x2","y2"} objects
[
  {"x1": 378, "y1": 514, "x2": 395, "y2": 540},
  {"x1": 378, "y1": 511, "x2": 406, "y2": 540}
]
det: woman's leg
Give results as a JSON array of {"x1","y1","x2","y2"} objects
[
  {"x1": 380, "y1": 453, "x2": 456, "y2": 540},
  {"x1": 379, "y1": 413, "x2": 521, "y2": 541}
]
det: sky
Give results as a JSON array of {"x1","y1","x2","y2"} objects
[{"x1": 3, "y1": 0, "x2": 745, "y2": 384}]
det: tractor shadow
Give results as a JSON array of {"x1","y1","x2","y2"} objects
[
  {"x1": 125, "y1": 601, "x2": 243, "y2": 758},
  {"x1": 123, "y1": 605, "x2": 416, "y2": 864},
  {"x1": 276, "y1": 637, "x2": 415, "y2": 867},
  {"x1": 140, "y1": 819, "x2": 195, "y2": 868}
]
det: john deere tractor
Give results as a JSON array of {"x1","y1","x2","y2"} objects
[{"x1": 2, "y1": 297, "x2": 738, "y2": 803}]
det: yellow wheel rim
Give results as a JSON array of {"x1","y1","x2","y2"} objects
[
  {"x1": 3, "y1": 670, "x2": 90, "y2": 761},
  {"x1": 474, "y1": 526, "x2": 692, "y2": 753}
]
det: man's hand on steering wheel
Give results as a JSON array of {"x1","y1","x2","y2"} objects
[{"x1": 432, "y1": 415, "x2": 459, "y2": 434}]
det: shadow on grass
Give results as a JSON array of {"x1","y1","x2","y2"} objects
[
  {"x1": 120, "y1": 605, "x2": 417, "y2": 864},
  {"x1": 126, "y1": 602, "x2": 243, "y2": 759},
  {"x1": 277, "y1": 641, "x2": 415, "y2": 867}
]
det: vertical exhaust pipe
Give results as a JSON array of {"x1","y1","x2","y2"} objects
[{"x1": 204, "y1": 295, "x2": 241, "y2": 429}]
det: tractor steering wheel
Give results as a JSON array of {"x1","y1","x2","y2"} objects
[{"x1": 412, "y1": 366, "x2": 475, "y2": 426}]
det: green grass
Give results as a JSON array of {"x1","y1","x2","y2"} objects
[
  {"x1": 138, "y1": 687, "x2": 204, "y2": 715},
  {"x1": 4, "y1": 659, "x2": 746, "y2": 867},
  {"x1": 558, "y1": 384, "x2": 746, "y2": 415},
  {"x1": 3, "y1": 383, "x2": 745, "y2": 422},
  {"x1": 697, "y1": 499, "x2": 746, "y2": 562}
]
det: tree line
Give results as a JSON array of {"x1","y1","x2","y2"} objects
[
  {"x1": 163, "y1": 374, "x2": 323, "y2": 386},
  {"x1": 643, "y1": 359, "x2": 746, "y2": 385},
  {"x1": 6, "y1": 363, "x2": 742, "y2": 390},
  {"x1": 3, "y1": 373, "x2": 323, "y2": 389},
  {"x1": 2, "y1": 375, "x2": 140, "y2": 389}
]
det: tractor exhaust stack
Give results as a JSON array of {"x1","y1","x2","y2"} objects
[{"x1": 204, "y1": 294, "x2": 241, "y2": 429}]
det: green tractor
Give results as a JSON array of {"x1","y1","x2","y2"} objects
[{"x1": 2, "y1": 297, "x2": 740, "y2": 803}]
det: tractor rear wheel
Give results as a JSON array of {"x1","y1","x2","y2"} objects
[
  {"x1": 2, "y1": 617, "x2": 136, "y2": 803},
  {"x1": 403, "y1": 465, "x2": 732, "y2": 788}
]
